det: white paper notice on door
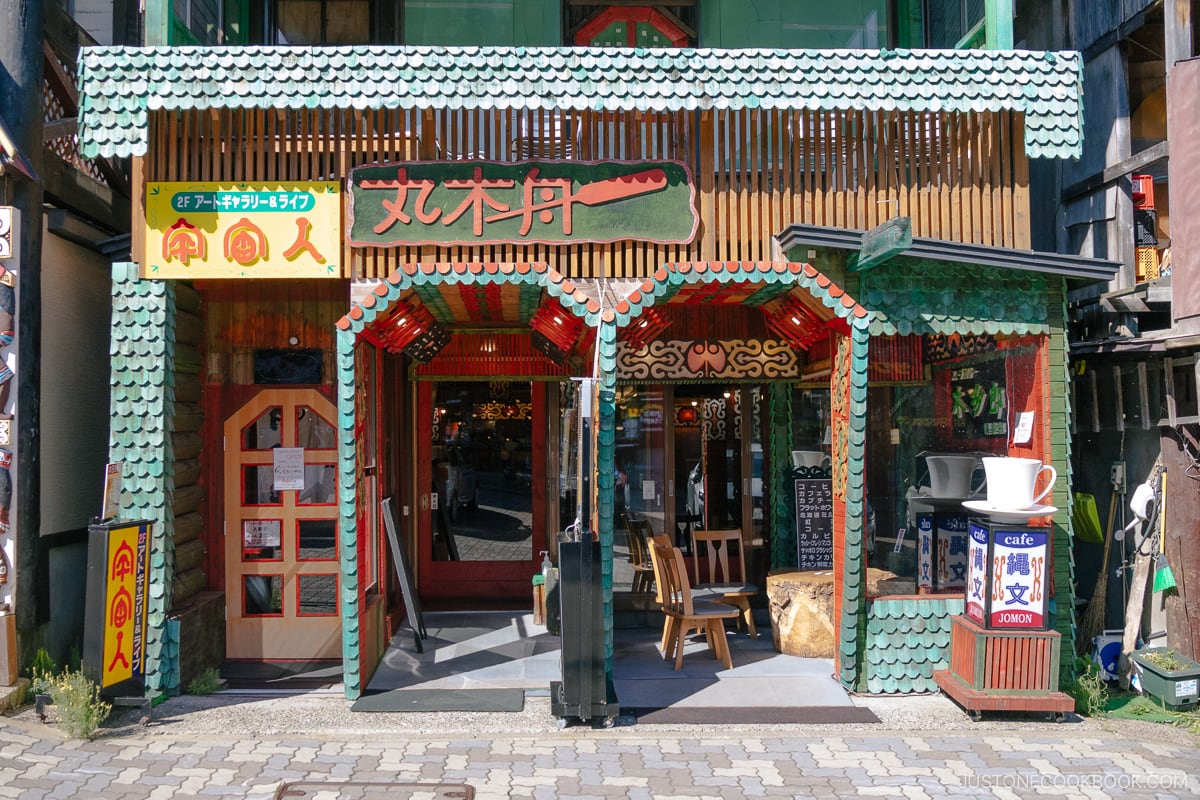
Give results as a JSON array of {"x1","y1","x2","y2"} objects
[
  {"x1": 273, "y1": 447, "x2": 305, "y2": 490},
  {"x1": 642, "y1": 480, "x2": 656, "y2": 501},
  {"x1": 1013, "y1": 411, "x2": 1034, "y2": 445}
]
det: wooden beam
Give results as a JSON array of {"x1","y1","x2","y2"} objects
[
  {"x1": 1166, "y1": 0, "x2": 1194, "y2": 71},
  {"x1": 40, "y1": 151, "x2": 130, "y2": 234},
  {"x1": 1061, "y1": 140, "x2": 1169, "y2": 202},
  {"x1": 847, "y1": 217, "x2": 911, "y2": 272},
  {"x1": 42, "y1": 41, "x2": 77, "y2": 114},
  {"x1": 985, "y1": 0, "x2": 1014, "y2": 50}
]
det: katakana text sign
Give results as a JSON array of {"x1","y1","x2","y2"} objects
[
  {"x1": 347, "y1": 160, "x2": 698, "y2": 247},
  {"x1": 794, "y1": 478, "x2": 833, "y2": 571},
  {"x1": 99, "y1": 522, "x2": 150, "y2": 688},
  {"x1": 950, "y1": 359, "x2": 1007, "y2": 439},
  {"x1": 144, "y1": 182, "x2": 341, "y2": 279}
]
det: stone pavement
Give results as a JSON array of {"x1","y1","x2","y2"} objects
[{"x1": 2, "y1": 693, "x2": 1199, "y2": 799}]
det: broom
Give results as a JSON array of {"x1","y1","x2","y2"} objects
[
  {"x1": 1077, "y1": 489, "x2": 1118, "y2": 655},
  {"x1": 1152, "y1": 472, "x2": 1176, "y2": 592}
]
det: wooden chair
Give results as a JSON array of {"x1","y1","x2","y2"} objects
[
  {"x1": 647, "y1": 533, "x2": 708, "y2": 652},
  {"x1": 625, "y1": 519, "x2": 655, "y2": 595},
  {"x1": 690, "y1": 528, "x2": 759, "y2": 639},
  {"x1": 651, "y1": 537, "x2": 738, "y2": 670}
]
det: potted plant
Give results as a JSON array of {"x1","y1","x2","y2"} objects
[{"x1": 1131, "y1": 647, "x2": 1200, "y2": 711}]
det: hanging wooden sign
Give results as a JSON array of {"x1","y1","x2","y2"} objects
[
  {"x1": 347, "y1": 160, "x2": 698, "y2": 247},
  {"x1": 144, "y1": 182, "x2": 341, "y2": 279}
]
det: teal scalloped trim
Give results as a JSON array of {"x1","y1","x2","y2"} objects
[{"x1": 108, "y1": 263, "x2": 176, "y2": 698}]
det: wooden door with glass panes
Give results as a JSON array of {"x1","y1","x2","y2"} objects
[{"x1": 224, "y1": 389, "x2": 340, "y2": 659}]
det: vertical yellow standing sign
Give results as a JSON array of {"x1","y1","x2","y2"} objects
[{"x1": 99, "y1": 522, "x2": 150, "y2": 688}]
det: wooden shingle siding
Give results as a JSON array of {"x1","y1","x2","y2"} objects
[{"x1": 142, "y1": 107, "x2": 1031, "y2": 280}]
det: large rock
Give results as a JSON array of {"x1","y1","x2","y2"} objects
[
  {"x1": 766, "y1": 570, "x2": 835, "y2": 658},
  {"x1": 765, "y1": 568, "x2": 917, "y2": 659}
]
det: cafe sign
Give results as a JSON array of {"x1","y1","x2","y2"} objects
[
  {"x1": 348, "y1": 160, "x2": 698, "y2": 247},
  {"x1": 144, "y1": 182, "x2": 341, "y2": 279}
]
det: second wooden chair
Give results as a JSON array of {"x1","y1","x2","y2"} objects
[{"x1": 650, "y1": 536, "x2": 738, "y2": 670}]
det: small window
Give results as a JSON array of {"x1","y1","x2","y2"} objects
[
  {"x1": 243, "y1": 519, "x2": 283, "y2": 561},
  {"x1": 254, "y1": 349, "x2": 323, "y2": 385},
  {"x1": 297, "y1": 574, "x2": 338, "y2": 616},
  {"x1": 297, "y1": 519, "x2": 337, "y2": 560},
  {"x1": 244, "y1": 575, "x2": 283, "y2": 616}
]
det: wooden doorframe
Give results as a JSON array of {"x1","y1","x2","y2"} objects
[
  {"x1": 415, "y1": 381, "x2": 547, "y2": 600},
  {"x1": 223, "y1": 387, "x2": 341, "y2": 660}
]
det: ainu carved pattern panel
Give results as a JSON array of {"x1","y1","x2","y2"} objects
[{"x1": 616, "y1": 339, "x2": 799, "y2": 381}]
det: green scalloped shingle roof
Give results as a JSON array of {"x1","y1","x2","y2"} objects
[{"x1": 78, "y1": 45, "x2": 1083, "y2": 160}]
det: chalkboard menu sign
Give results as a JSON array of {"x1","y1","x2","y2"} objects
[{"x1": 795, "y1": 478, "x2": 833, "y2": 570}]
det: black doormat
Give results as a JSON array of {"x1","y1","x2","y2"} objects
[
  {"x1": 351, "y1": 688, "x2": 525, "y2": 713},
  {"x1": 626, "y1": 705, "x2": 880, "y2": 724},
  {"x1": 221, "y1": 660, "x2": 342, "y2": 691}
]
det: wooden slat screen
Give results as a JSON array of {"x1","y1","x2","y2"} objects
[{"x1": 144, "y1": 107, "x2": 1031, "y2": 280}]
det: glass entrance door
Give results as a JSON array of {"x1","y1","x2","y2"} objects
[
  {"x1": 418, "y1": 380, "x2": 546, "y2": 600},
  {"x1": 614, "y1": 383, "x2": 768, "y2": 591}
]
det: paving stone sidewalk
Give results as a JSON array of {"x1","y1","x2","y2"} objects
[{"x1": 1, "y1": 694, "x2": 1198, "y2": 799}]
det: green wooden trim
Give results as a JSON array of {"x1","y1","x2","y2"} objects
[
  {"x1": 144, "y1": 0, "x2": 171, "y2": 47},
  {"x1": 108, "y1": 263, "x2": 176, "y2": 697},
  {"x1": 596, "y1": 322, "x2": 619, "y2": 674},
  {"x1": 955, "y1": 20, "x2": 987, "y2": 49},
  {"x1": 985, "y1": 0, "x2": 1015, "y2": 50},
  {"x1": 768, "y1": 383, "x2": 795, "y2": 570},
  {"x1": 1046, "y1": 278, "x2": 1077, "y2": 685},
  {"x1": 838, "y1": 321, "x2": 871, "y2": 690},
  {"x1": 336, "y1": 327, "x2": 361, "y2": 699}
]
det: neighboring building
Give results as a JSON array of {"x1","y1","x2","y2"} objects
[
  {"x1": 0, "y1": 0, "x2": 131, "y2": 682},
  {"x1": 73, "y1": 1, "x2": 1117, "y2": 703},
  {"x1": 1023, "y1": 1, "x2": 1200, "y2": 662}
]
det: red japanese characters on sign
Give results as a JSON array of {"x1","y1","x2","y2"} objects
[{"x1": 348, "y1": 160, "x2": 698, "y2": 247}]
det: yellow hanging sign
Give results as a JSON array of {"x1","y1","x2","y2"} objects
[{"x1": 144, "y1": 182, "x2": 341, "y2": 279}]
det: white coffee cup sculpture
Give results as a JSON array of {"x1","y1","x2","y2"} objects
[
  {"x1": 792, "y1": 450, "x2": 832, "y2": 470},
  {"x1": 981, "y1": 456, "x2": 1056, "y2": 510},
  {"x1": 925, "y1": 454, "x2": 985, "y2": 498}
]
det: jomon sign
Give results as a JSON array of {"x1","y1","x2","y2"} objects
[{"x1": 347, "y1": 160, "x2": 698, "y2": 247}]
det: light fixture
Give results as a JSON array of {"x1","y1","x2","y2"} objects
[
  {"x1": 379, "y1": 299, "x2": 449, "y2": 362},
  {"x1": 765, "y1": 295, "x2": 826, "y2": 350},
  {"x1": 530, "y1": 303, "x2": 585, "y2": 364},
  {"x1": 623, "y1": 306, "x2": 671, "y2": 350}
]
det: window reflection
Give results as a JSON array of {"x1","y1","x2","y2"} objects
[
  {"x1": 244, "y1": 575, "x2": 283, "y2": 616},
  {"x1": 242, "y1": 407, "x2": 283, "y2": 450}
]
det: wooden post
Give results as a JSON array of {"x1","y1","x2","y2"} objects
[{"x1": 0, "y1": 0, "x2": 43, "y2": 632}]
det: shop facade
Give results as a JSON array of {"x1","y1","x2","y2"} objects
[{"x1": 78, "y1": 44, "x2": 1112, "y2": 699}]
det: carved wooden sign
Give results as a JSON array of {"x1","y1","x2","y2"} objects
[
  {"x1": 617, "y1": 339, "x2": 800, "y2": 380},
  {"x1": 348, "y1": 160, "x2": 698, "y2": 247}
]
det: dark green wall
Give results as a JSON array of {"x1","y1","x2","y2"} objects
[
  {"x1": 405, "y1": 0, "x2": 560, "y2": 46},
  {"x1": 699, "y1": 0, "x2": 890, "y2": 49}
]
